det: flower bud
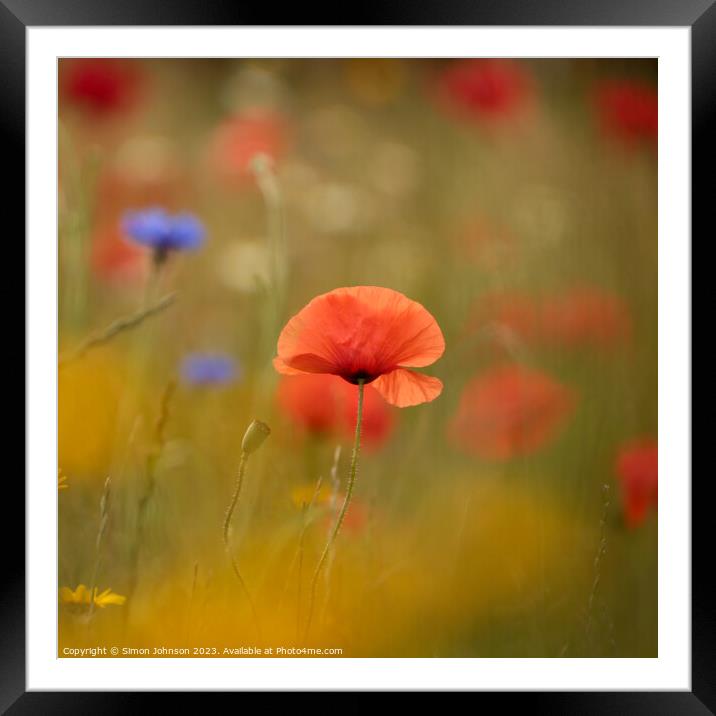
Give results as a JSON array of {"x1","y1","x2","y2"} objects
[{"x1": 241, "y1": 419, "x2": 271, "y2": 455}]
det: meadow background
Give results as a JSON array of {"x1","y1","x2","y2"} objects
[{"x1": 58, "y1": 58, "x2": 657, "y2": 657}]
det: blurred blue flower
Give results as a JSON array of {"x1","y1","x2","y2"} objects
[
  {"x1": 122, "y1": 208, "x2": 206, "y2": 253},
  {"x1": 180, "y1": 353, "x2": 239, "y2": 386}
]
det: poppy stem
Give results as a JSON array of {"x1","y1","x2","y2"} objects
[
  {"x1": 304, "y1": 380, "x2": 365, "y2": 643},
  {"x1": 223, "y1": 451, "x2": 263, "y2": 639},
  {"x1": 585, "y1": 483, "x2": 612, "y2": 649}
]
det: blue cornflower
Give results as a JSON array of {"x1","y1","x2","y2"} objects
[
  {"x1": 121, "y1": 208, "x2": 206, "y2": 256},
  {"x1": 180, "y1": 353, "x2": 239, "y2": 386}
]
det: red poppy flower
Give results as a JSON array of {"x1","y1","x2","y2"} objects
[
  {"x1": 616, "y1": 438, "x2": 658, "y2": 528},
  {"x1": 60, "y1": 59, "x2": 143, "y2": 116},
  {"x1": 436, "y1": 59, "x2": 533, "y2": 125},
  {"x1": 274, "y1": 286, "x2": 445, "y2": 408},
  {"x1": 467, "y1": 291, "x2": 541, "y2": 346},
  {"x1": 593, "y1": 79, "x2": 657, "y2": 149},
  {"x1": 277, "y1": 373, "x2": 395, "y2": 449},
  {"x1": 90, "y1": 223, "x2": 147, "y2": 284},
  {"x1": 208, "y1": 110, "x2": 290, "y2": 186},
  {"x1": 449, "y1": 364, "x2": 576, "y2": 459},
  {"x1": 469, "y1": 286, "x2": 631, "y2": 352},
  {"x1": 455, "y1": 218, "x2": 515, "y2": 269},
  {"x1": 540, "y1": 287, "x2": 632, "y2": 348}
]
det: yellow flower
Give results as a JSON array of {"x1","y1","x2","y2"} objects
[
  {"x1": 59, "y1": 584, "x2": 126, "y2": 608},
  {"x1": 58, "y1": 469, "x2": 69, "y2": 491}
]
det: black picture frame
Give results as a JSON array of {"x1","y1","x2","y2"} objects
[{"x1": 8, "y1": 0, "x2": 705, "y2": 709}]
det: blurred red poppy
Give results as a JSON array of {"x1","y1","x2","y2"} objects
[
  {"x1": 208, "y1": 110, "x2": 290, "y2": 186},
  {"x1": 467, "y1": 291, "x2": 540, "y2": 347},
  {"x1": 436, "y1": 59, "x2": 533, "y2": 126},
  {"x1": 454, "y1": 218, "x2": 516, "y2": 269},
  {"x1": 277, "y1": 373, "x2": 395, "y2": 450},
  {"x1": 274, "y1": 286, "x2": 445, "y2": 408},
  {"x1": 469, "y1": 286, "x2": 631, "y2": 352},
  {"x1": 540, "y1": 287, "x2": 632, "y2": 348},
  {"x1": 90, "y1": 223, "x2": 147, "y2": 284},
  {"x1": 616, "y1": 439, "x2": 658, "y2": 528},
  {"x1": 60, "y1": 59, "x2": 144, "y2": 116},
  {"x1": 84, "y1": 148, "x2": 185, "y2": 285},
  {"x1": 593, "y1": 79, "x2": 657, "y2": 149},
  {"x1": 449, "y1": 364, "x2": 576, "y2": 459}
]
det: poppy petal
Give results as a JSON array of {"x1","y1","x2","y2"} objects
[
  {"x1": 274, "y1": 355, "x2": 342, "y2": 375},
  {"x1": 616, "y1": 439, "x2": 658, "y2": 529},
  {"x1": 448, "y1": 365, "x2": 575, "y2": 459},
  {"x1": 273, "y1": 357, "x2": 307, "y2": 375},
  {"x1": 372, "y1": 368, "x2": 443, "y2": 407}
]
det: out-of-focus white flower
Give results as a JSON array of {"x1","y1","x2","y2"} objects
[
  {"x1": 222, "y1": 65, "x2": 288, "y2": 113},
  {"x1": 304, "y1": 182, "x2": 378, "y2": 235}
]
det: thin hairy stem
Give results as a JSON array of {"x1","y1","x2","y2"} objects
[
  {"x1": 560, "y1": 483, "x2": 612, "y2": 657},
  {"x1": 223, "y1": 452, "x2": 262, "y2": 637},
  {"x1": 585, "y1": 483, "x2": 611, "y2": 646},
  {"x1": 87, "y1": 475, "x2": 112, "y2": 624},
  {"x1": 320, "y1": 445, "x2": 345, "y2": 608},
  {"x1": 59, "y1": 292, "x2": 177, "y2": 367},
  {"x1": 277, "y1": 467, "x2": 328, "y2": 612},
  {"x1": 222, "y1": 452, "x2": 247, "y2": 547},
  {"x1": 294, "y1": 466, "x2": 333, "y2": 640},
  {"x1": 303, "y1": 381, "x2": 365, "y2": 643},
  {"x1": 153, "y1": 378, "x2": 177, "y2": 447}
]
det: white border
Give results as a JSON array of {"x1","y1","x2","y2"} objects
[{"x1": 28, "y1": 27, "x2": 691, "y2": 691}]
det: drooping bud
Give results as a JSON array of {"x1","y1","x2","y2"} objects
[{"x1": 241, "y1": 419, "x2": 271, "y2": 455}]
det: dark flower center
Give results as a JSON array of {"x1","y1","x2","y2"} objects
[{"x1": 344, "y1": 371, "x2": 378, "y2": 385}]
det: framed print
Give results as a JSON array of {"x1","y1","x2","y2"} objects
[{"x1": 10, "y1": 0, "x2": 706, "y2": 707}]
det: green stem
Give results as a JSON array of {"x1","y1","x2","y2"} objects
[
  {"x1": 87, "y1": 476, "x2": 111, "y2": 625},
  {"x1": 303, "y1": 380, "x2": 365, "y2": 642},
  {"x1": 58, "y1": 292, "x2": 176, "y2": 368},
  {"x1": 222, "y1": 452, "x2": 247, "y2": 546},
  {"x1": 223, "y1": 452, "x2": 262, "y2": 637}
]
